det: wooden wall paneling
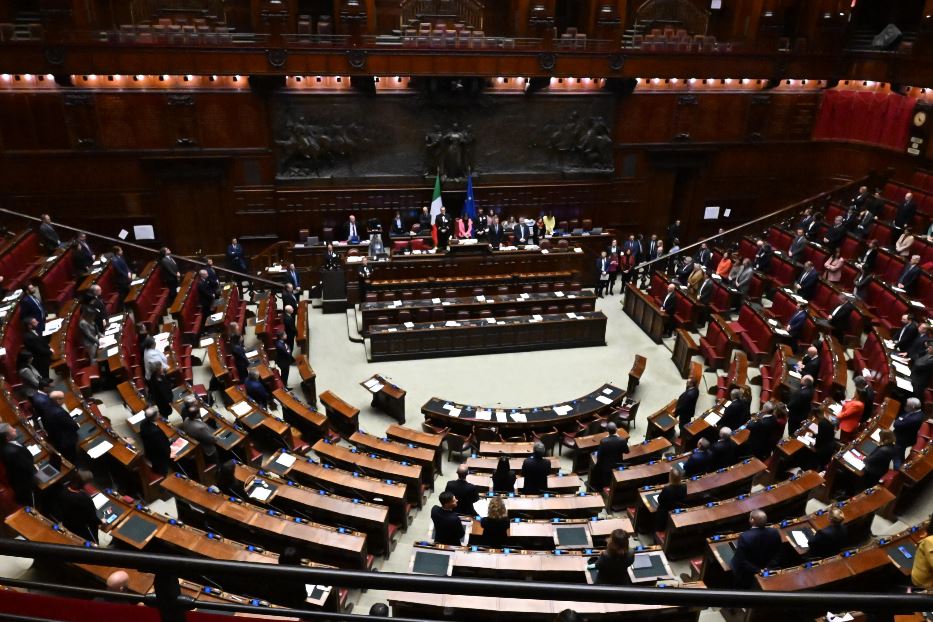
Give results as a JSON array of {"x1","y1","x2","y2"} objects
[
  {"x1": 688, "y1": 94, "x2": 749, "y2": 143},
  {"x1": 62, "y1": 92, "x2": 99, "y2": 150},
  {"x1": 29, "y1": 94, "x2": 70, "y2": 151},
  {"x1": 746, "y1": 94, "x2": 772, "y2": 141},
  {"x1": 165, "y1": 93, "x2": 201, "y2": 148},
  {"x1": 615, "y1": 94, "x2": 678, "y2": 143},
  {"x1": 672, "y1": 95, "x2": 699, "y2": 140}
]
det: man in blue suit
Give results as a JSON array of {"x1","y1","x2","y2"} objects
[
  {"x1": 284, "y1": 262, "x2": 301, "y2": 296},
  {"x1": 786, "y1": 302, "x2": 808, "y2": 353},
  {"x1": 110, "y1": 245, "x2": 133, "y2": 307},
  {"x1": 794, "y1": 261, "x2": 819, "y2": 300},
  {"x1": 683, "y1": 437, "x2": 713, "y2": 477},
  {"x1": 893, "y1": 398, "x2": 926, "y2": 469},
  {"x1": 20, "y1": 284, "x2": 45, "y2": 333},
  {"x1": 245, "y1": 370, "x2": 271, "y2": 410},
  {"x1": 730, "y1": 510, "x2": 781, "y2": 588}
]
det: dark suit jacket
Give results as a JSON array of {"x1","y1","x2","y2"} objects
[
  {"x1": 390, "y1": 218, "x2": 406, "y2": 236},
  {"x1": 159, "y1": 255, "x2": 179, "y2": 284},
  {"x1": 893, "y1": 410, "x2": 925, "y2": 449},
  {"x1": 593, "y1": 434, "x2": 629, "y2": 487},
  {"x1": 38, "y1": 222, "x2": 60, "y2": 249},
  {"x1": 140, "y1": 418, "x2": 172, "y2": 476},
  {"x1": 697, "y1": 279, "x2": 714, "y2": 304},
  {"x1": 661, "y1": 292, "x2": 677, "y2": 315},
  {"x1": 824, "y1": 225, "x2": 846, "y2": 246},
  {"x1": 285, "y1": 269, "x2": 300, "y2": 291},
  {"x1": 73, "y1": 242, "x2": 94, "y2": 274},
  {"x1": 230, "y1": 343, "x2": 249, "y2": 382},
  {"x1": 797, "y1": 269, "x2": 819, "y2": 300},
  {"x1": 711, "y1": 438, "x2": 738, "y2": 470},
  {"x1": 895, "y1": 321, "x2": 919, "y2": 353},
  {"x1": 912, "y1": 354, "x2": 933, "y2": 395},
  {"x1": 895, "y1": 200, "x2": 917, "y2": 227},
  {"x1": 731, "y1": 527, "x2": 781, "y2": 587},
  {"x1": 431, "y1": 506, "x2": 464, "y2": 545},
  {"x1": 719, "y1": 398, "x2": 751, "y2": 431},
  {"x1": 899, "y1": 265, "x2": 921, "y2": 290},
  {"x1": 487, "y1": 224, "x2": 503, "y2": 248},
  {"x1": 788, "y1": 310, "x2": 807, "y2": 339},
  {"x1": 859, "y1": 248, "x2": 877, "y2": 273},
  {"x1": 343, "y1": 221, "x2": 365, "y2": 241},
  {"x1": 197, "y1": 278, "x2": 214, "y2": 312},
  {"x1": 445, "y1": 478, "x2": 480, "y2": 516},
  {"x1": 245, "y1": 378, "x2": 270, "y2": 409},
  {"x1": 0, "y1": 442, "x2": 35, "y2": 505},
  {"x1": 800, "y1": 354, "x2": 820, "y2": 380},
  {"x1": 746, "y1": 415, "x2": 780, "y2": 460},
  {"x1": 787, "y1": 385, "x2": 814, "y2": 433},
  {"x1": 20, "y1": 295, "x2": 45, "y2": 331},
  {"x1": 807, "y1": 523, "x2": 848, "y2": 559},
  {"x1": 435, "y1": 214, "x2": 452, "y2": 234},
  {"x1": 274, "y1": 339, "x2": 295, "y2": 369},
  {"x1": 753, "y1": 250, "x2": 772, "y2": 273},
  {"x1": 520, "y1": 455, "x2": 550, "y2": 494},
  {"x1": 828, "y1": 301, "x2": 855, "y2": 331},
  {"x1": 675, "y1": 387, "x2": 699, "y2": 427},
  {"x1": 683, "y1": 448, "x2": 713, "y2": 477},
  {"x1": 789, "y1": 236, "x2": 808, "y2": 260},
  {"x1": 56, "y1": 487, "x2": 100, "y2": 542},
  {"x1": 40, "y1": 405, "x2": 78, "y2": 459},
  {"x1": 655, "y1": 482, "x2": 687, "y2": 530},
  {"x1": 112, "y1": 255, "x2": 131, "y2": 287},
  {"x1": 862, "y1": 444, "x2": 898, "y2": 485},
  {"x1": 283, "y1": 313, "x2": 297, "y2": 342},
  {"x1": 281, "y1": 291, "x2": 298, "y2": 312},
  {"x1": 23, "y1": 329, "x2": 52, "y2": 365}
]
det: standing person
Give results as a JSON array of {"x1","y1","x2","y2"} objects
[
  {"x1": 435, "y1": 206, "x2": 452, "y2": 250},
  {"x1": 196, "y1": 269, "x2": 215, "y2": 334},
  {"x1": 16, "y1": 351, "x2": 50, "y2": 400},
  {"x1": 654, "y1": 466, "x2": 687, "y2": 532},
  {"x1": 806, "y1": 507, "x2": 848, "y2": 559},
  {"x1": 77, "y1": 308, "x2": 101, "y2": 362},
  {"x1": 480, "y1": 496, "x2": 510, "y2": 548},
  {"x1": 73, "y1": 233, "x2": 95, "y2": 278},
  {"x1": 823, "y1": 248, "x2": 844, "y2": 283},
  {"x1": 39, "y1": 391, "x2": 79, "y2": 465},
  {"x1": 274, "y1": 330, "x2": 295, "y2": 388},
  {"x1": 444, "y1": 465, "x2": 480, "y2": 516},
  {"x1": 431, "y1": 491, "x2": 464, "y2": 546},
  {"x1": 357, "y1": 257, "x2": 373, "y2": 299},
  {"x1": 282, "y1": 305, "x2": 297, "y2": 353},
  {"x1": 143, "y1": 337, "x2": 169, "y2": 393},
  {"x1": 520, "y1": 442, "x2": 550, "y2": 494},
  {"x1": 47, "y1": 471, "x2": 101, "y2": 543},
  {"x1": 590, "y1": 422, "x2": 628, "y2": 491},
  {"x1": 607, "y1": 252, "x2": 620, "y2": 295},
  {"x1": 22, "y1": 317, "x2": 52, "y2": 378},
  {"x1": 861, "y1": 429, "x2": 898, "y2": 492},
  {"x1": 488, "y1": 216, "x2": 504, "y2": 250},
  {"x1": 272, "y1": 547, "x2": 309, "y2": 610},
  {"x1": 491, "y1": 455, "x2": 516, "y2": 493},
  {"x1": 730, "y1": 510, "x2": 781, "y2": 588},
  {"x1": 675, "y1": 379, "x2": 700, "y2": 436},
  {"x1": 37, "y1": 213, "x2": 61, "y2": 253},
  {"x1": 148, "y1": 366, "x2": 174, "y2": 418},
  {"x1": 594, "y1": 529, "x2": 634, "y2": 585},
  {"x1": 660, "y1": 283, "x2": 677, "y2": 337},
  {"x1": 21, "y1": 283, "x2": 46, "y2": 334},
  {"x1": 0, "y1": 423, "x2": 35, "y2": 507},
  {"x1": 284, "y1": 263, "x2": 301, "y2": 295},
  {"x1": 595, "y1": 251, "x2": 610, "y2": 298},
  {"x1": 139, "y1": 407, "x2": 172, "y2": 476},
  {"x1": 619, "y1": 248, "x2": 636, "y2": 286},
  {"x1": 226, "y1": 237, "x2": 248, "y2": 273},
  {"x1": 179, "y1": 397, "x2": 219, "y2": 467},
  {"x1": 911, "y1": 512, "x2": 933, "y2": 589},
  {"x1": 159, "y1": 247, "x2": 181, "y2": 300},
  {"x1": 893, "y1": 398, "x2": 925, "y2": 469},
  {"x1": 111, "y1": 245, "x2": 134, "y2": 308}
]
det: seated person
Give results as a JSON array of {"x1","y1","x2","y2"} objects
[
  {"x1": 431, "y1": 491, "x2": 464, "y2": 546},
  {"x1": 654, "y1": 466, "x2": 687, "y2": 532},
  {"x1": 520, "y1": 442, "x2": 550, "y2": 494},
  {"x1": 711, "y1": 427, "x2": 738, "y2": 470},
  {"x1": 683, "y1": 437, "x2": 713, "y2": 477},
  {"x1": 444, "y1": 465, "x2": 480, "y2": 516}
]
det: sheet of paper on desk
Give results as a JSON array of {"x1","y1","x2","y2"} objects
[
  {"x1": 69, "y1": 407, "x2": 83, "y2": 418},
  {"x1": 442, "y1": 403, "x2": 454, "y2": 410},
  {"x1": 392, "y1": 300, "x2": 402, "y2": 307},
  {"x1": 87, "y1": 440, "x2": 113, "y2": 460},
  {"x1": 249, "y1": 486, "x2": 273, "y2": 501},
  {"x1": 554, "y1": 405, "x2": 572, "y2": 416},
  {"x1": 495, "y1": 412, "x2": 507, "y2": 423},
  {"x1": 387, "y1": 328, "x2": 397, "y2": 332},
  {"x1": 791, "y1": 530, "x2": 809, "y2": 548},
  {"x1": 209, "y1": 312, "x2": 223, "y2": 322},
  {"x1": 827, "y1": 613, "x2": 854, "y2": 622},
  {"x1": 531, "y1": 314, "x2": 543, "y2": 322},
  {"x1": 884, "y1": 339, "x2": 897, "y2": 349},
  {"x1": 127, "y1": 411, "x2": 146, "y2": 425},
  {"x1": 485, "y1": 318, "x2": 497, "y2": 324},
  {"x1": 632, "y1": 554, "x2": 653, "y2": 570},
  {"x1": 789, "y1": 370, "x2": 801, "y2": 379},
  {"x1": 510, "y1": 413, "x2": 527, "y2": 423},
  {"x1": 444, "y1": 321, "x2": 460, "y2": 327},
  {"x1": 574, "y1": 247, "x2": 583, "y2": 253},
  {"x1": 705, "y1": 413, "x2": 721, "y2": 425},
  {"x1": 369, "y1": 383, "x2": 384, "y2": 393},
  {"x1": 231, "y1": 401, "x2": 253, "y2": 416},
  {"x1": 432, "y1": 298, "x2": 441, "y2": 304},
  {"x1": 862, "y1": 368, "x2": 873, "y2": 378},
  {"x1": 775, "y1": 328, "x2": 789, "y2": 336},
  {"x1": 98, "y1": 336, "x2": 117, "y2": 348},
  {"x1": 363, "y1": 378, "x2": 379, "y2": 388},
  {"x1": 404, "y1": 322, "x2": 414, "y2": 328},
  {"x1": 131, "y1": 278, "x2": 145, "y2": 286},
  {"x1": 566, "y1": 312, "x2": 578, "y2": 319},
  {"x1": 27, "y1": 444, "x2": 40, "y2": 457},
  {"x1": 871, "y1": 428, "x2": 882, "y2": 442},
  {"x1": 105, "y1": 323, "x2": 121, "y2": 335},
  {"x1": 477, "y1": 409, "x2": 492, "y2": 419},
  {"x1": 603, "y1": 388, "x2": 613, "y2": 395},
  {"x1": 555, "y1": 291, "x2": 565, "y2": 297},
  {"x1": 200, "y1": 408, "x2": 209, "y2": 416},
  {"x1": 893, "y1": 362, "x2": 911, "y2": 376},
  {"x1": 92, "y1": 492, "x2": 109, "y2": 510},
  {"x1": 169, "y1": 438, "x2": 188, "y2": 458},
  {"x1": 595, "y1": 396, "x2": 613, "y2": 405},
  {"x1": 910, "y1": 300, "x2": 925, "y2": 308},
  {"x1": 246, "y1": 350, "x2": 259, "y2": 359},
  {"x1": 891, "y1": 354, "x2": 910, "y2": 365},
  {"x1": 895, "y1": 376, "x2": 914, "y2": 392},
  {"x1": 106, "y1": 347, "x2": 118, "y2": 357},
  {"x1": 476, "y1": 295, "x2": 486, "y2": 302},
  {"x1": 520, "y1": 293, "x2": 530, "y2": 299},
  {"x1": 275, "y1": 452, "x2": 297, "y2": 468},
  {"x1": 843, "y1": 451, "x2": 865, "y2": 470},
  {"x1": 828, "y1": 403, "x2": 842, "y2": 415},
  {"x1": 797, "y1": 434, "x2": 815, "y2": 447}
]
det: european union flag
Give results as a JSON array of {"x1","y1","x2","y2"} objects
[{"x1": 463, "y1": 172, "x2": 476, "y2": 221}]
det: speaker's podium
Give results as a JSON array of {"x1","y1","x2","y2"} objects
[{"x1": 321, "y1": 269, "x2": 346, "y2": 313}]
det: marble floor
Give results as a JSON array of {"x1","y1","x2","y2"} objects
[{"x1": 2, "y1": 283, "x2": 930, "y2": 621}]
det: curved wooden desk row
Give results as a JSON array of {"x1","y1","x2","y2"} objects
[
  {"x1": 701, "y1": 485, "x2": 897, "y2": 589},
  {"x1": 664, "y1": 471, "x2": 825, "y2": 559},
  {"x1": 98, "y1": 489, "x2": 343, "y2": 610},
  {"x1": 465, "y1": 516, "x2": 634, "y2": 550},
  {"x1": 421, "y1": 383, "x2": 625, "y2": 432}
]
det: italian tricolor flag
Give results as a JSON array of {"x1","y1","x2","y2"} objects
[{"x1": 430, "y1": 174, "x2": 442, "y2": 246}]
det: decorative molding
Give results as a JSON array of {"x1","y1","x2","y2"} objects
[
  {"x1": 63, "y1": 92, "x2": 92, "y2": 106},
  {"x1": 267, "y1": 48, "x2": 288, "y2": 68},
  {"x1": 538, "y1": 52, "x2": 556, "y2": 72},
  {"x1": 44, "y1": 46, "x2": 65, "y2": 66},
  {"x1": 347, "y1": 49, "x2": 367, "y2": 70},
  {"x1": 608, "y1": 54, "x2": 625, "y2": 72},
  {"x1": 167, "y1": 94, "x2": 195, "y2": 106},
  {"x1": 677, "y1": 95, "x2": 698, "y2": 105}
]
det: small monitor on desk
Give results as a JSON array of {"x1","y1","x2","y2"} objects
[
  {"x1": 555, "y1": 525, "x2": 590, "y2": 547},
  {"x1": 412, "y1": 550, "x2": 451, "y2": 576}
]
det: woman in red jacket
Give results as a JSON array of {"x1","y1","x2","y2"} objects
[{"x1": 836, "y1": 397, "x2": 864, "y2": 443}]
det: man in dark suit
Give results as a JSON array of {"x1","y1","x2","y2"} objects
[
  {"x1": 911, "y1": 342, "x2": 933, "y2": 400},
  {"x1": 786, "y1": 302, "x2": 808, "y2": 353},
  {"x1": 695, "y1": 243, "x2": 713, "y2": 270},
  {"x1": 274, "y1": 331, "x2": 295, "y2": 387},
  {"x1": 590, "y1": 422, "x2": 628, "y2": 491},
  {"x1": 82, "y1": 285, "x2": 108, "y2": 333},
  {"x1": 0, "y1": 423, "x2": 35, "y2": 507},
  {"x1": 431, "y1": 491, "x2": 465, "y2": 545},
  {"x1": 796, "y1": 345, "x2": 821, "y2": 380},
  {"x1": 894, "y1": 193, "x2": 917, "y2": 233},
  {"x1": 675, "y1": 257, "x2": 694, "y2": 284},
  {"x1": 37, "y1": 213, "x2": 60, "y2": 253},
  {"x1": 852, "y1": 185, "x2": 871, "y2": 209},
  {"x1": 284, "y1": 263, "x2": 301, "y2": 295},
  {"x1": 520, "y1": 442, "x2": 550, "y2": 494},
  {"x1": 788, "y1": 229, "x2": 808, "y2": 263},
  {"x1": 445, "y1": 465, "x2": 480, "y2": 516},
  {"x1": 196, "y1": 269, "x2": 215, "y2": 334},
  {"x1": 683, "y1": 438, "x2": 713, "y2": 477},
  {"x1": 897, "y1": 255, "x2": 922, "y2": 292},
  {"x1": 229, "y1": 334, "x2": 249, "y2": 383},
  {"x1": 22, "y1": 317, "x2": 52, "y2": 380},
  {"x1": 435, "y1": 206, "x2": 452, "y2": 250},
  {"x1": 895, "y1": 314, "x2": 919, "y2": 353},
  {"x1": 646, "y1": 234, "x2": 660, "y2": 261},
  {"x1": 487, "y1": 216, "x2": 504, "y2": 250},
  {"x1": 730, "y1": 510, "x2": 781, "y2": 588},
  {"x1": 661, "y1": 283, "x2": 677, "y2": 337},
  {"x1": 21, "y1": 284, "x2": 45, "y2": 334},
  {"x1": 675, "y1": 379, "x2": 700, "y2": 435},
  {"x1": 282, "y1": 305, "x2": 297, "y2": 354},
  {"x1": 139, "y1": 407, "x2": 172, "y2": 476},
  {"x1": 622, "y1": 235, "x2": 640, "y2": 258},
  {"x1": 696, "y1": 277, "x2": 715, "y2": 326},
  {"x1": 159, "y1": 247, "x2": 181, "y2": 300},
  {"x1": 40, "y1": 391, "x2": 79, "y2": 465},
  {"x1": 226, "y1": 237, "x2": 248, "y2": 273},
  {"x1": 753, "y1": 241, "x2": 772, "y2": 274},
  {"x1": 245, "y1": 370, "x2": 271, "y2": 410},
  {"x1": 746, "y1": 409, "x2": 781, "y2": 461},
  {"x1": 390, "y1": 212, "x2": 406, "y2": 237},
  {"x1": 474, "y1": 208, "x2": 488, "y2": 239},
  {"x1": 281, "y1": 283, "x2": 299, "y2": 312},
  {"x1": 343, "y1": 215, "x2": 364, "y2": 243},
  {"x1": 666, "y1": 219, "x2": 681, "y2": 247},
  {"x1": 856, "y1": 239, "x2": 878, "y2": 276},
  {"x1": 797, "y1": 209, "x2": 815, "y2": 238},
  {"x1": 711, "y1": 427, "x2": 739, "y2": 469},
  {"x1": 795, "y1": 261, "x2": 819, "y2": 300},
  {"x1": 806, "y1": 508, "x2": 847, "y2": 559},
  {"x1": 595, "y1": 252, "x2": 610, "y2": 298},
  {"x1": 110, "y1": 245, "x2": 133, "y2": 307},
  {"x1": 73, "y1": 233, "x2": 94, "y2": 277},
  {"x1": 822, "y1": 215, "x2": 847, "y2": 250},
  {"x1": 719, "y1": 389, "x2": 751, "y2": 431},
  {"x1": 826, "y1": 296, "x2": 855, "y2": 341},
  {"x1": 786, "y1": 375, "x2": 815, "y2": 435},
  {"x1": 894, "y1": 398, "x2": 926, "y2": 470},
  {"x1": 50, "y1": 473, "x2": 102, "y2": 543}
]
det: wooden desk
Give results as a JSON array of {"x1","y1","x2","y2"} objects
[
  {"x1": 272, "y1": 387, "x2": 329, "y2": 442},
  {"x1": 633, "y1": 458, "x2": 766, "y2": 533},
  {"x1": 672, "y1": 329, "x2": 700, "y2": 379},
  {"x1": 360, "y1": 374, "x2": 406, "y2": 423},
  {"x1": 386, "y1": 423, "x2": 444, "y2": 463},
  {"x1": 160, "y1": 472, "x2": 369, "y2": 569},
  {"x1": 295, "y1": 354, "x2": 318, "y2": 407},
  {"x1": 349, "y1": 430, "x2": 436, "y2": 483},
  {"x1": 467, "y1": 472, "x2": 583, "y2": 495},
  {"x1": 623, "y1": 282, "x2": 666, "y2": 344},
  {"x1": 223, "y1": 385, "x2": 298, "y2": 452},
  {"x1": 466, "y1": 455, "x2": 561, "y2": 474},
  {"x1": 423, "y1": 384, "x2": 624, "y2": 436},
  {"x1": 369, "y1": 311, "x2": 608, "y2": 362},
  {"x1": 296, "y1": 299, "x2": 310, "y2": 355},
  {"x1": 646, "y1": 399, "x2": 679, "y2": 441},
  {"x1": 479, "y1": 441, "x2": 536, "y2": 457},
  {"x1": 665, "y1": 470, "x2": 823, "y2": 559},
  {"x1": 312, "y1": 439, "x2": 424, "y2": 506},
  {"x1": 319, "y1": 390, "x2": 360, "y2": 436},
  {"x1": 467, "y1": 516, "x2": 633, "y2": 550},
  {"x1": 233, "y1": 463, "x2": 394, "y2": 556},
  {"x1": 607, "y1": 453, "x2": 693, "y2": 509},
  {"x1": 410, "y1": 544, "x2": 593, "y2": 583},
  {"x1": 262, "y1": 449, "x2": 410, "y2": 527},
  {"x1": 500, "y1": 492, "x2": 605, "y2": 519}
]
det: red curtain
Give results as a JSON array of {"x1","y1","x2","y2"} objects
[{"x1": 813, "y1": 89, "x2": 916, "y2": 151}]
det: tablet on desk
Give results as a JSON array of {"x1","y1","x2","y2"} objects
[
  {"x1": 555, "y1": 525, "x2": 590, "y2": 547},
  {"x1": 411, "y1": 550, "x2": 451, "y2": 576},
  {"x1": 113, "y1": 513, "x2": 160, "y2": 548},
  {"x1": 34, "y1": 463, "x2": 60, "y2": 484}
]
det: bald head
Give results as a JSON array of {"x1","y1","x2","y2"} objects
[
  {"x1": 801, "y1": 374, "x2": 813, "y2": 387},
  {"x1": 49, "y1": 391, "x2": 65, "y2": 405},
  {"x1": 749, "y1": 510, "x2": 768, "y2": 527},
  {"x1": 807, "y1": 346, "x2": 818, "y2": 358},
  {"x1": 719, "y1": 427, "x2": 732, "y2": 439},
  {"x1": 284, "y1": 305, "x2": 294, "y2": 314},
  {"x1": 457, "y1": 464, "x2": 469, "y2": 479},
  {"x1": 607, "y1": 422, "x2": 618, "y2": 435},
  {"x1": 106, "y1": 570, "x2": 129, "y2": 592}
]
